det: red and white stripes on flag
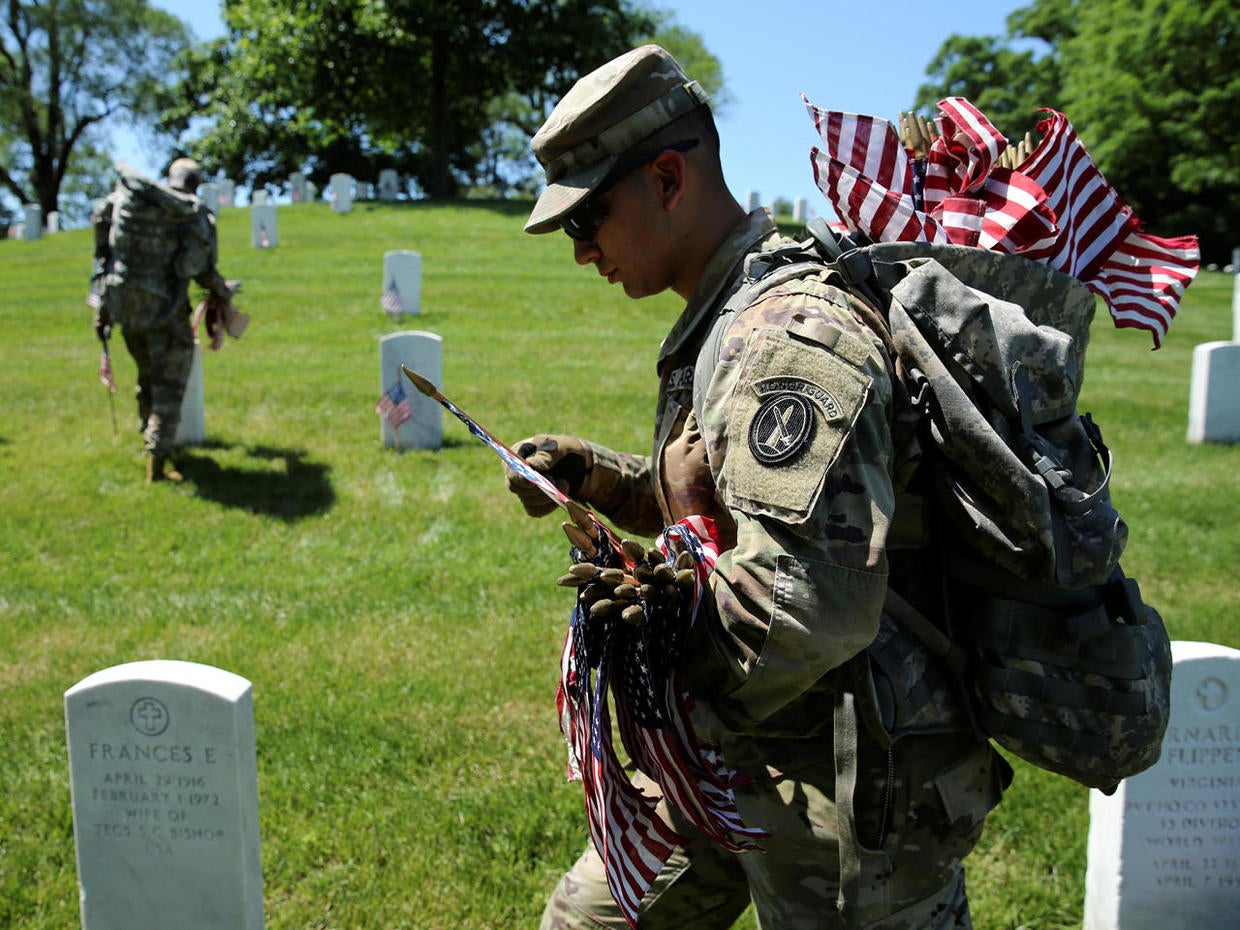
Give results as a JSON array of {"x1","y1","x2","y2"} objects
[
  {"x1": 381, "y1": 282, "x2": 404, "y2": 316},
  {"x1": 375, "y1": 380, "x2": 412, "y2": 429},
  {"x1": 1015, "y1": 109, "x2": 1198, "y2": 346},
  {"x1": 805, "y1": 96, "x2": 1198, "y2": 347},
  {"x1": 557, "y1": 515, "x2": 764, "y2": 927},
  {"x1": 98, "y1": 350, "x2": 116, "y2": 393}
]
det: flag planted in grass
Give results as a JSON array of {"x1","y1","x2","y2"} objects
[{"x1": 375, "y1": 380, "x2": 412, "y2": 429}]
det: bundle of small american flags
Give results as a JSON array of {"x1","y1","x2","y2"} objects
[
  {"x1": 805, "y1": 96, "x2": 1199, "y2": 347},
  {"x1": 558, "y1": 514, "x2": 764, "y2": 926},
  {"x1": 398, "y1": 368, "x2": 762, "y2": 927}
]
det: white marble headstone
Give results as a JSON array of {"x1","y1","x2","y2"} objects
[
  {"x1": 330, "y1": 173, "x2": 354, "y2": 214},
  {"x1": 217, "y1": 179, "x2": 235, "y2": 209},
  {"x1": 47, "y1": 210, "x2": 60, "y2": 233},
  {"x1": 23, "y1": 203, "x2": 42, "y2": 240},
  {"x1": 250, "y1": 203, "x2": 278, "y2": 249},
  {"x1": 1232, "y1": 269, "x2": 1239, "y2": 343},
  {"x1": 198, "y1": 184, "x2": 220, "y2": 216},
  {"x1": 289, "y1": 172, "x2": 307, "y2": 203},
  {"x1": 745, "y1": 190, "x2": 761, "y2": 212},
  {"x1": 378, "y1": 169, "x2": 399, "y2": 201},
  {"x1": 1084, "y1": 640, "x2": 1240, "y2": 929},
  {"x1": 793, "y1": 198, "x2": 808, "y2": 223},
  {"x1": 378, "y1": 331, "x2": 442, "y2": 451},
  {"x1": 1187, "y1": 341, "x2": 1240, "y2": 444},
  {"x1": 64, "y1": 660, "x2": 264, "y2": 930},
  {"x1": 175, "y1": 341, "x2": 205, "y2": 446},
  {"x1": 381, "y1": 250, "x2": 422, "y2": 317},
  {"x1": 250, "y1": 190, "x2": 269, "y2": 206}
]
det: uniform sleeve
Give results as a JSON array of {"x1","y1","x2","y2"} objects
[
  {"x1": 178, "y1": 205, "x2": 229, "y2": 296},
  {"x1": 90, "y1": 197, "x2": 114, "y2": 285},
  {"x1": 579, "y1": 443, "x2": 663, "y2": 538},
  {"x1": 694, "y1": 278, "x2": 895, "y2": 728}
]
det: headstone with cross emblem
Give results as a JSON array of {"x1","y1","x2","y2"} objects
[
  {"x1": 1084, "y1": 640, "x2": 1240, "y2": 929},
  {"x1": 64, "y1": 660, "x2": 264, "y2": 930}
]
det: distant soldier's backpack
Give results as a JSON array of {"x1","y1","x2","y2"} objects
[{"x1": 699, "y1": 220, "x2": 1173, "y2": 793}]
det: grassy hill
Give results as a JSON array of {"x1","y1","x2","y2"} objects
[{"x1": 2, "y1": 200, "x2": 1236, "y2": 929}]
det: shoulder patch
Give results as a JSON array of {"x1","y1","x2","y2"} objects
[{"x1": 724, "y1": 327, "x2": 872, "y2": 520}]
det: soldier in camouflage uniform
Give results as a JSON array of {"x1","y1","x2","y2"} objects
[
  {"x1": 91, "y1": 158, "x2": 233, "y2": 482},
  {"x1": 505, "y1": 46, "x2": 1011, "y2": 928}
]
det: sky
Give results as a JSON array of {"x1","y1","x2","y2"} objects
[{"x1": 132, "y1": 0, "x2": 1032, "y2": 212}]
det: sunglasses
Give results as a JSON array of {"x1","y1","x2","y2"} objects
[{"x1": 561, "y1": 139, "x2": 700, "y2": 242}]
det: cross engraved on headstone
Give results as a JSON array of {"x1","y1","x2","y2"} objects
[
  {"x1": 1195, "y1": 677, "x2": 1227, "y2": 711},
  {"x1": 132, "y1": 698, "x2": 169, "y2": 736}
]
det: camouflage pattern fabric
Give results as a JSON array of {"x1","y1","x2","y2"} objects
[
  {"x1": 551, "y1": 209, "x2": 1007, "y2": 927},
  {"x1": 542, "y1": 723, "x2": 1003, "y2": 929},
  {"x1": 120, "y1": 320, "x2": 194, "y2": 456}
]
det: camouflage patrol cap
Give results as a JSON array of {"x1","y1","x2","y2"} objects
[
  {"x1": 167, "y1": 158, "x2": 203, "y2": 193},
  {"x1": 525, "y1": 44, "x2": 709, "y2": 235}
]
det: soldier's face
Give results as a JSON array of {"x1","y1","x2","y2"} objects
[{"x1": 571, "y1": 166, "x2": 677, "y2": 300}]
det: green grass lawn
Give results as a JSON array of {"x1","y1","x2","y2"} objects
[{"x1": 2, "y1": 201, "x2": 1236, "y2": 929}]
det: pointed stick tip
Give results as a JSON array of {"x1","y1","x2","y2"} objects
[{"x1": 401, "y1": 365, "x2": 437, "y2": 397}]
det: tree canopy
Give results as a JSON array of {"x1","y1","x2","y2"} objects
[
  {"x1": 1, "y1": 0, "x2": 190, "y2": 223},
  {"x1": 164, "y1": 0, "x2": 720, "y2": 200},
  {"x1": 914, "y1": 0, "x2": 1238, "y2": 263}
]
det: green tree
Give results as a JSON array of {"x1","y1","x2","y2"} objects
[
  {"x1": 0, "y1": 0, "x2": 190, "y2": 222},
  {"x1": 914, "y1": 0, "x2": 1238, "y2": 262},
  {"x1": 169, "y1": 0, "x2": 667, "y2": 199},
  {"x1": 914, "y1": 34, "x2": 1056, "y2": 140},
  {"x1": 1057, "y1": 0, "x2": 1238, "y2": 263}
]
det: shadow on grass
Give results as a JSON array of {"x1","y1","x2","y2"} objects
[{"x1": 177, "y1": 440, "x2": 334, "y2": 520}]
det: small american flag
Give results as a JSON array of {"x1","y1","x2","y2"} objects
[
  {"x1": 375, "y1": 380, "x2": 412, "y2": 429},
  {"x1": 381, "y1": 282, "x2": 404, "y2": 316},
  {"x1": 804, "y1": 95, "x2": 1198, "y2": 346},
  {"x1": 98, "y1": 350, "x2": 116, "y2": 393}
]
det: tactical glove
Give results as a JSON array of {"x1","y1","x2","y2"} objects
[
  {"x1": 93, "y1": 312, "x2": 112, "y2": 343},
  {"x1": 505, "y1": 434, "x2": 594, "y2": 517},
  {"x1": 557, "y1": 539, "x2": 697, "y2": 626}
]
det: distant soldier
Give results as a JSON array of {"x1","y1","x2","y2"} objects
[{"x1": 90, "y1": 158, "x2": 234, "y2": 482}]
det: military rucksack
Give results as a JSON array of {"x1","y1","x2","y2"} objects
[{"x1": 694, "y1": 218, "x2": 1173, "y2": 794}]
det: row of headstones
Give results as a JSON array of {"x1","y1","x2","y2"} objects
[
  {"x1": 197, "y1": 168, "x2": 404, "y2": 213},
  {"x1": 174, "y1": 249, "x2": 428, "y2": 449},
  {"x1": 62, "y1": 641, "x2": 1240, "y2": 928},
  {"x1": 1187, "y1": 247, "x2": 1240, "y2": 444},
  {"x1": 745, "y1": 190, "x2": 810, "y2": 223},
  {"x1": 7, "y1": 204, "x2": 62, "y2": 240}
]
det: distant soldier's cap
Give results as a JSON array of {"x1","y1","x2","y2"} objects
[
  {"x1": 167, "y1": 158, "x2": 203, "y2": 193},
  {"x1": 524, "y1": 44, "x2": 709, "y2": 235}
]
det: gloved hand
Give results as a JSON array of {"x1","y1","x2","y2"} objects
[
  {"x1": 557, "y1": 538, "x2": 697, "y2": 625},
  {"x1": 93, "y1": 312, "x2": 111, "y2": 343},
  {"x1": 505, "y1": 434, "x2": 593, "y2": 517}
]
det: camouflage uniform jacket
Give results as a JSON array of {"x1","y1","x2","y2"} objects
[
  {"x1": 91, "y1": 167, "x2": 228, "y2": 332},
  {"x1": 586, "y1": 209, "x2": 921, "y2": 742}
]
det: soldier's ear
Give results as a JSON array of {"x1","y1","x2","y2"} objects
[{"x1": 649, "y1": 150, "x2": 687, "y2": 212}]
